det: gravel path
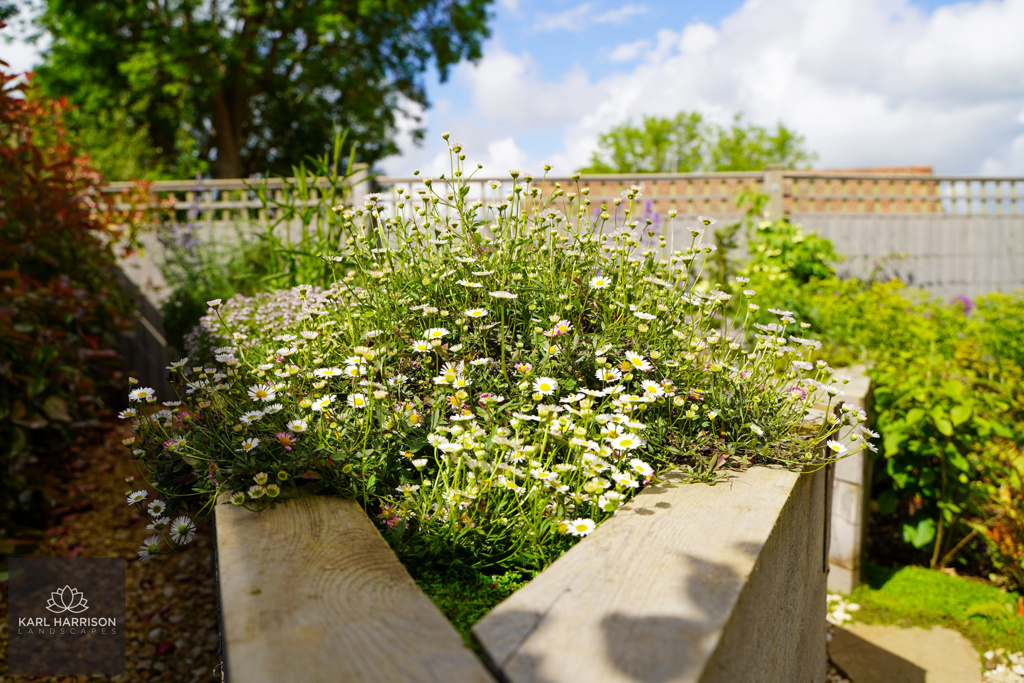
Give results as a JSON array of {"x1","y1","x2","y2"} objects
[{"x1": 0, "y1": 425, "x2": 222, "y2": 682}]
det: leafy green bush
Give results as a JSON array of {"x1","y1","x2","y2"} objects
[
  {"x1": 971, "y1": 440, "x2": 1024, "y2": 590},
  {"x1": 870, "y1": 344, "x2": 1022, "y2": 569},
  {"x1": 972, "y1": 291, "x2": 1024, "y2": 371},
  {"x1": 0, "y1": 65, "x2": 135, "y2": 524},
  {"x1": 720, "y1": 205, "x2": 1024, "y2": 578},
  {"x1": 121, "y1": 141, "x2": 864, "y2": 572}
]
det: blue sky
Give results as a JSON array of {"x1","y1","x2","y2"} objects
[{"x1": 4, "y1": 0, "x2": 1023, "y2": 177}]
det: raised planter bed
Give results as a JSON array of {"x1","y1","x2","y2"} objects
[{"x1": 215, "y1": 458, "x2": 834, "y2": 682}]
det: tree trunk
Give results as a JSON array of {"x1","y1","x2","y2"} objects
[{"x1": 211, "y1": 85, "x2": 247, "y2": 178}]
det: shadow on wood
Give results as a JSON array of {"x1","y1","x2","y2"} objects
[{"x1": 215, "y1": 493, "x2": 494, "y2": 683}]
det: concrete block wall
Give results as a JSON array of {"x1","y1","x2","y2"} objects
[{"x1": 828, "y1": 366, "x2": 874, "y2": 594}]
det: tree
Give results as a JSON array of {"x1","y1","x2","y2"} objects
[
  {"x1": 582, "y1": 111, "x2": 816, "y2": 174},
  {"x1": 31, "y1": 0, "x2": 493, "y2": 178}
]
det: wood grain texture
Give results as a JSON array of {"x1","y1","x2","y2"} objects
[
  {"x1": 472, "y1": 466, "x2": 810, "y2": 683},
  {"x1": 216, "y1": 494, "x2": 495, "y2": 683}
]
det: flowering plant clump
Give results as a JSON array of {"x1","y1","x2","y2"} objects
[{"x1": 123, "y1": 139, "x2": 866, "y2": 568}]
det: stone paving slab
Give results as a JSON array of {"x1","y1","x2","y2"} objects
[{"x1": 830, "y1": 623, "x2": 981, "y2": 683}]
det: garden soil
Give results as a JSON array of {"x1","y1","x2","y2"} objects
[{"x1": 0, "y1": 424, "x2": 222, "y2": 682}]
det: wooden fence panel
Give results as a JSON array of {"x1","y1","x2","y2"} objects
[{"x1": 796, "y1": 214, "x2": 1024, "y2": 298}]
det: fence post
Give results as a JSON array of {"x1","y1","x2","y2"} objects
[
  {"x1": 347, "y1": 162, "x2": 370, "y2": 211},
  {"x1": 764, "y1": 165, "x2": 784, "y2": 219}
]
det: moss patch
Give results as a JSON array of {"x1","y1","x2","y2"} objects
[
  {"x1": 410, "y1": 564, "x2": 532, "y2": 651},
  {"x1": 849, "y1": 563, "x2": 1024, "y2": 655}
]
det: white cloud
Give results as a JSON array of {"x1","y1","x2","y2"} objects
[
  {"x1": 533, "y1": 3, "x2": 593, "y2": 32},
  {"x1": 386, "y1": 0, "x2": 1024, "y2": 176},
  {"x1": 608, "y1": 39, "x2": 651, "y2": 63},
  {"x1": 484, "y1": 137, "x2": 529, "y2": 172},
  {"x1": 593, "y1": 4, "x2": 647, "y2": 24},
  {"x1": 458, "y1": 47, "x2": 601, "y2": 127},
  {"x1": 533, "y1": 2, "x2": 646, "y2": 32}
]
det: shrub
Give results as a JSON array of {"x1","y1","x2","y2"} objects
[
  {"x1": 972, "y1": 440, "x2": 1024, "y2": 590},
  {"x1": 870, "y1": 343, "x2": 1022, "y2": 569},
  {"x1": 720, "y1": 203, "x2": 1024, "y2": 578},
  {"x1": 0, "y1": 63, "x2": 136, "y2": 523},
  {"x1": 121, "y1": 141, "x2": 864, "y2": 571}
]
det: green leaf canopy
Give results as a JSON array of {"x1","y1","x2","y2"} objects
[{"x1": 32, "y1": 0, "x2": 494, "y2": 178}]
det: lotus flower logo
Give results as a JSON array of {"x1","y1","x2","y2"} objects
[{"x1": 45, "y1": 585, "x2": 89, "y2": 614}]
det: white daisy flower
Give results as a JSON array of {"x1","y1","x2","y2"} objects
[
  {"x1": 457, "y1": 279, "x2": 483, "y2": 288},
  {"x1": 348, "y1": 393, "x2": 368, "y2": 409},
  {"x1": 128, "y1": 387, "x2": 155, "y2": 402},
  {"x1": 313, "y1": 367, "x2": 343, "y2": 378},
  {"x1": 240, "y1": 410, "x2": 264, "y2": 425},
  {"x1": 566, "y1": 518, "x2": 596, "y2": 536},
  {"x1": 247, "y1": 384, "x2": 276, "y2": 402},
  {"x1": 170, "y1": 516, "x2": 196, "y2": 545},
  {"x1": 533, "y1": 377, "x2": 558, "y2": 395},
  {"x1": 750, "y1": 424, "x2": 765, "y2": 437},
  {"x1": 589, "y1": 276, "x2": 611, "y2": 289},
  {"x1": 118, "y1": 408, "x2": 137, "y2": 419},
  {"x1": 624, "y1": 352, "x2": 653, "y2": 371},
  {"x1": 628, "y1": 458, "x2": 654, "y2": 478},
  {"x1": 633, "y1": 311, "x2": 656, "y2": 321},
  {"x1": 238, "y1": 438, "x2": 260, "y2": 452},
  {"x1": 138, "y1": 535, "x2": 161, "y2": 562},
  {"x1": 424, "y1": 327, "x2": 450, "y2": 339},
  {"x1": 344, "y1": 365, "x2": 366, "y2": 378},
  {"x1": 286, "y1": 419, "x2": 308, "y2": 433},
  {"x1": 146, "y1": 516, "x2": 170, "y2": 531},
  {"x1": 611, "y1": 471, "x2": 640, "y2": 489},
  {"x1": 126, "y1": 490, "x2": 148, "y2": 506},
  {"x1": 596, "y1": 368, "x2": 622, "y2": 382},
  {"x1": 489, "y1": 290, "x2": 517, "y2": 299},
  {"x1": 465, "y1": 308, "x2": 488, "y2": 318},
  {"x1": 147, "y1": 500, "x2": 167, "y2": 516},
  {"x1": 310, "y1": 395, "x2": 336, "y2": 412},
  {"x1": 595, "y1": 344, "x2": 613, "y2": 356},
  {"x1": 411, "y1": 340, "x2": 432, "y2": 353},
  {"x1": 826, "y1": 440, "x2": 848, "y2": 455},
  {"x1": 640, "y1": 380, "x2": 664, "y2": 397},
  {"x1": 452, "y1": 376, "x2": 472, "y2": 389},
  {"x1": 608, "y1": 433, "x2": 645, "y2": 450}
]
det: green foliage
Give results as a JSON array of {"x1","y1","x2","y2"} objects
[
  {"x1": 410, "y1": 564, "x2": 529, "y2": 647},
  {"x1": 582, "y1": 111, "x2": 816, "y2": 174},
  {"x1": 0, "y1": 66, "x2": 135, "y2": 523},
  {"x1": 972, "y1": 291, "x2": 1024, "y2": 371},
  {"x1": 722, "y1": 201, "x2": 1024, "y2": 578},
  {"x1": 62, "y1": 93, "x2": 197, "y2": 180},
  {"x1": 850, "y1": 563, "x2": 1024, "y2": 655},
  {"x1": 870, "y1": 345, "x2": 1023, "y2": 569},
  {"x1": 970, "y1": 440, "x2": 1024, "y2": 591},
  {"x1": 32, "y1": 0, "x2": 494, "y2": 177}
]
